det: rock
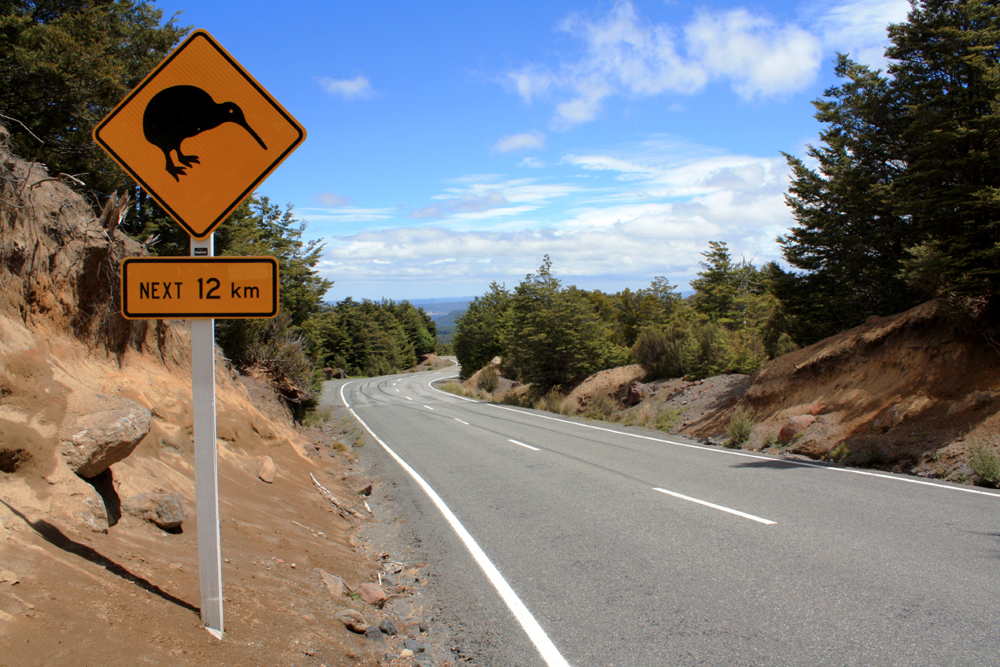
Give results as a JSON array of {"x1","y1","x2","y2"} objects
[
  {"x1": 0, "y1": 569, "x2": 18, "y2": 585},
  {"x1": 400, "y1": 649, "x2": 414, "y2": 658},
  {"x1": 808, "y1": 401, "x2": 830, "y2": 416},
  {"x1": 358, "y1": 483, "x2": 373, "y2": 496},
  {"x1": 404, "y1": 638, "x2": 426, "y2": 653},
  {"x1": 323, "y1": 367, "x2": 335, "y2": 380},
  {"x1": 365, "y1": 626, "x2": 385, "y2": 641},
  {"x1": 315, "y1": 568, "x2": 346, "y2": 599},
  {"x1": 359, "y1": 582, "x2": 387, "y2": 607},
  {"x1": 256, "y1": 455, "x2": 276, "y2": 483},
  {"x1": 122, "y1": 492, "x2": 187, "y2": 530},
  {"x1": 872, "y1": 404, "x2": 905, "y2": 432},
  {"x1": 778, "y1": 415, "x2": 816, "y2": 444},
  {"x1": 379, "y1": 619, "x2": 398, "y2": 635},
  {"x1": 380, "y1": 573, "x2": 397, "y2": 588},
  {"x1": 335, "y1": 609, "x2": 367, "y2": 634},
  {"x1": 59, "y1": 403, "x2": 152, "y2": 478},
  {"x1": 865, "y1": 315, "x2": 881, "y2": 324},
  {"x1": 418, "y1": 620, "x2": 429, "y2": 633},
  {"x1": 973, "y1": 392, "x2": 992, "y2": 409}
]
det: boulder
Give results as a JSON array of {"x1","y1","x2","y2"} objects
[
  {"x1": 872, "y1": 404, "x2": 905, "y2": 432},
  {"x1": 256, "y1": 455, "x2": 276, "y2": 483},
  {"x1": 59, "y1": 403, "x2": 151, "y2": 478},
  {"x1": 335, "y1": 608, "x2": 367, "y2": 634},
  {"x1": 122, "y1": 492, "x2": 187, "y2": 530},
  {"x1": 778, "y1": 415, "x2": 816, "y2": 444},
  {"x1": 315, "y1": 568, "x2": 346, "y2": 599},
  {"x1": 359, "y1": 582, "x2": 387, "y2": 607}
]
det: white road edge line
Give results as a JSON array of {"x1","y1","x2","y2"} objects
[
  {"x1": 454, "y1": 418, "x2": 469, "y2": 425},
  {"x1": 341, "y1": 380, "x2": 572, "y2": 667},
  {"x1": 654, "y1": 487, "x2": 776, "y2": 525},
  {"x1": 425, "y1": 375, "x2": 1000, "y2": 500},
  {"x1": 509, "y1": 439, "x2": 540, "y2": 452}
]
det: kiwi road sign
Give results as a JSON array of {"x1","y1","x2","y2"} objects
[{"x1": 93, "y1": 29, "x2": 306, "y2": 239}]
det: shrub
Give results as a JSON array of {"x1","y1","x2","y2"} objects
[
  {"x1": 632, "y1": 325, "x2": 685, "y2": 379},
  {"x1": 725, "y1": 406, "x2": 755, "y2": 447},
  {"x1": 969, "y1": 439, "x2": 1000, "y2": 487},
  {"x1": 584, "y1": 393, "x2": 618, "y2": 420},
  {"x1": 534, "y1": 388, "x2": 563, "y2": 413},
  {"x1": 478, "y1": 364, "x2": 500, "y2": 393}
]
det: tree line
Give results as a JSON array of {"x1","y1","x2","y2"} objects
[{"x1": 453, "y1": 248, "x2": 797, "y2": 388}]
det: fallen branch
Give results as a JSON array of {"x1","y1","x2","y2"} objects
[{"x1": 310, "y1": 473, "x2": 365, "y2": 519}]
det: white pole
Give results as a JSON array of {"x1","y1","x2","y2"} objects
[{"x1": 190, "y1": 233, "x2": 223, "y2": 638}]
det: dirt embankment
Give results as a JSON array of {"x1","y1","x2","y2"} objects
[
  {"x1": 0, "y1": 129, "x2": 441, "y2": 665},
  {"x1": 461, "y1": 301, "x2": 1000, "y2": 484}
]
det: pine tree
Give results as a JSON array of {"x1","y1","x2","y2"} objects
[{"x1": 888, "y1": 0, "x2": 1000, "y2": 309}]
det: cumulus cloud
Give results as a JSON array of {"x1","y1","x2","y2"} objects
[
  {"x1": 316, "y1": 139, "x2": 796, "y2": 298},
  {"x1": 317, "y1": 74, "x2": 376, "y2": 100},
  {"x1": 503, "y1": 0, "x2": 906, "y2": 126},
  {"x1": 685, "y1": 9, "x2": 822, "y2": 99},
  {"x1": 493, "y1": 131, "x2": 546, "y2": 153}
]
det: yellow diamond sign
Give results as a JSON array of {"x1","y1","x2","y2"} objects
[{"x1": 94, "y1": 29, "x2": 306, "y2": 239}]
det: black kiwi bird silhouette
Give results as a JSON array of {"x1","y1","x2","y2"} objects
[{"x1": 143, "y1": 85, "x2": 267, "y2": 182}]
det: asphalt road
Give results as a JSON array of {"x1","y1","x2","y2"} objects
[{"x1": 327, "y1": 370, "x2": 1000, "y2": 667}]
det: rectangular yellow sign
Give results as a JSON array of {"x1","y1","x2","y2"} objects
[{"x1": 121, "y1": 257, "x2": 278, "y2": 319}]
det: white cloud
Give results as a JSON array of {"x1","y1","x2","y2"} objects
[
  {"x1": 317, "y1": 138, "x2": 797, "y2": 298},
  {"x1": 317, "y1": 74, "x2": 376, "y2": 100},
  {"x1": 298, "y1": 206, "x2": 395, "y2": 223},
  {"x1": 503, "y1": 0, "x2": 905, "y2": 126},
  {"x1": 518, "y1": 157, "x2": 546, "y2": 168},
  {"x1": 312, "y1": 192, "x2": 350, "y2": 207},
  {"x1": 685, "y1": 9, "x2": 822, "y2": 99},
  {"x1": 811, "y1": 0, "x2": 910, "y2": 68},
  {"x1": 493, "y1": 131, "x2": 546, "y2": 153}
]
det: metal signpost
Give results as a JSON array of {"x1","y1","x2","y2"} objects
[{"x1": 94, "y1": 29, "x2": 306, "y2": 638}]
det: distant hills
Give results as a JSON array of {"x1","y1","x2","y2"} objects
[{"x1": 409, "y1": 297, "x2": 474, "y2": 343}]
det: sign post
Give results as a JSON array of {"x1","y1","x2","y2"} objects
[
  {"x1": 93, "y1": 29, "x2": 306, "y2": 638},
  {"x1": 190, "y1": 234, "x2": 223, "y2": 637}
]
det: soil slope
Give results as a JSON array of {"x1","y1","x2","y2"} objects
[{"x1": 0, "y1": 128, "x2": 408, "y2": 666}]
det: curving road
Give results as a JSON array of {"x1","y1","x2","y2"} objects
[{"x1": 328, "y1": 369, "x2": 1000, "y2": 666}]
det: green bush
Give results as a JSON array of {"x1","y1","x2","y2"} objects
[
  {"x1": 969, "y1": 439, "x2": 1000, "y2": 487},
  {"x1": 725, "y1": 406, "x2": 755, "y2": 447},
  {"x1": 632, "y1": 325, "x2": 686, "y2": 379},
  {"x1": 478, "y1": 364, "x2": 500, "y2": 393}
]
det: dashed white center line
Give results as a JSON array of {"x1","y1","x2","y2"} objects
[
  {"x1": 405, "y1": 396, "x2": 412, "y2": 401},
  {"x1": 654, "y1": 487, "x2": 776, "y2": 525},
  {"x1": 395, "y1": 388, "x2": 399, "y2": 392},
  {"x1": 424, "y1": 405, "x2": 434, "y2": 411},
  {"x1": 509, "y1": 439, "x2": 540, "y2": 452},
  {"x1": 454, "y1": 418, "x2": 469, "y2": 425}
]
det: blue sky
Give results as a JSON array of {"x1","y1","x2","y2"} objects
[{"x1": 153, "y1": 0, "x2": 910, "y2": 302}]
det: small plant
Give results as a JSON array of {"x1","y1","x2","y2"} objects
[
  {"x1": 441, "y1": 381, "x2": 473, "y2": 398},
  {"x1": 534, "y1": 389, "x2": 563, "y2": 413},
  {"x1": 761, "y1": 432, "x2": 779, "y2": 450},
  {"x1": 583, "y1": 393, "x2": 618, "y2": 420},
  {"x1": 301, "y1": 406, "x2": 333, "y2": 428},
  {"x1": 829, "y1": 442, "x2": 851, "y2": 462},
  {"x1": 333, "y1": 441, "x2": 349, "y2": 453},
  {"x1": 969, "y1": 439, "x2": 1000, "y2": 487},
  {"x1": 654, "y1": 407, "x2": 682, "y2": 433},
  {"x1": 477, "y1": 365, "x2": 500, "y2": 393},
  {"x1": 498, "y1": 390, "x2": 523, "y2": 406},
  {"x1": 725, "y1": 406, "x2": 755, "y2": 447}
]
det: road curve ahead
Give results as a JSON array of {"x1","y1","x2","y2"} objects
[{"x1": 334, "y1": 370, "x2": 1000, "y2": 667}]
